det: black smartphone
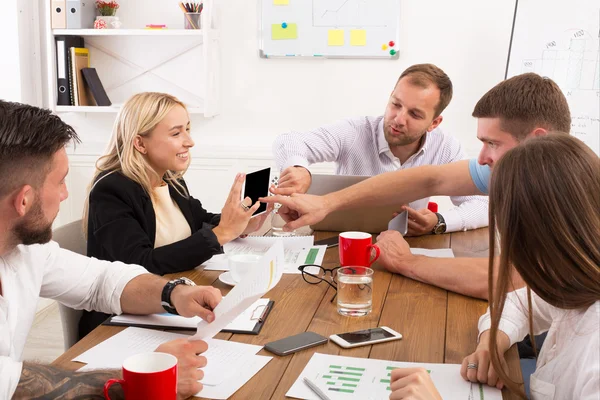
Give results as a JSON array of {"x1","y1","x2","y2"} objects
[
  {"x1": 242, "y1": 167, "x2": 271, "y2": 216},
  {"x1": 264, "y1": 331, "x2": 328, "y2": 356},
  {"x1": 314, "y1": 236, "x2": 339, "y2": 248}
]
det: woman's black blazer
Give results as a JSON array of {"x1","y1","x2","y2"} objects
[{"x1": 86, "y1": 171, "x2": 222, "y2": 275}]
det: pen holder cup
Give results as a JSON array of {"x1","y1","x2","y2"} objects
[{"x1": 184, "y1": 13, "x2": 201, "y2": 29}]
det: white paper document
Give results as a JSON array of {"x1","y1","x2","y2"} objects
[
  {"x1": 410, "y1": 248, "x2": 455, "y2": 258},
  {"x1": 73, "y1": 327, "x2": 264, "y2": 386},
  {"x1": 196, "y1": 354, "x2": 272, "y2": 399},
  {"x1": 287, "y1": 353, "x2": 502, "y2": 400},
  {"x1": 109, "y1": 298, "x2": 270, "y2": 333},
  {"x1": 203, "y1": 236, "x2": 326, "y2": 274},
  {"x1": 192, "y1": 242, "x2": 284, "y2": 340}
]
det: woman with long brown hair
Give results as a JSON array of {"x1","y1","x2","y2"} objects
[{"x1": 389, "y1": 134, "x2": 599, "y2": 399}]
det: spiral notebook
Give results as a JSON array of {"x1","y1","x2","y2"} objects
[{"x1": 203, "y1": 236, "x2": 326, "y2": 274}]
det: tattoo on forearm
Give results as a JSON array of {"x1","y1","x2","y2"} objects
[{"x1": 13, "y1": 362, "x2": 124, "y2": 400}]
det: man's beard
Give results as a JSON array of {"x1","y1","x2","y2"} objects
[
  {"x1": 13, "y1": 198, "x2": 53, "y2": 245},
  {"x1": 384, "y1": 125, "x2": 426, "y2": 147}
]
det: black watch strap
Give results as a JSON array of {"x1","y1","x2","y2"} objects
[
  {"x1": 161, "y1": 277, "x2": 195, "y2": 315},
  {"x1": 432, "y1": 212, "x2": 447, "y2": 234}
]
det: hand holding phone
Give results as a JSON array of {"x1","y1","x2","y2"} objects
[
  {"x1": 264, "y1": 331, "x2": 328, "y2": 356},
  {"x1": 329, "y1": 326, "x2": 402, "y2": 349},
  {"x1": 242, "y1": 167, "x2": 271, "y2": 217}
]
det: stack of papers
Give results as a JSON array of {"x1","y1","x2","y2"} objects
[
  {"x1": 287, "y1": 353, "x2": 501, "y2": 400},
  {"x1": 203, "y1": 236, "x2": 326, "y2": 274},
  {"x1": 74, "y1": 327, "x2": 271, "y2": 400},
  {"x1": 410, "y1": 248, "x2": 455, "y2": 258},
  {"x1": 192, "y1": 241, "x2": 284, "y2": 340}
]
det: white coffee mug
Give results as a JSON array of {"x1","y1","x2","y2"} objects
[{"x1": 228, "y1": 254, "x2": 262, "y2": 283}]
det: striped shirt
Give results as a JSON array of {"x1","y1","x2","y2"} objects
[{"x1": 273, "y1": 115, "x2": 489, "y2": 232}]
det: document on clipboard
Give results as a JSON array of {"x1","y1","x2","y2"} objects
[{"x1": 106, "y1": 298, "x2": 274, "y2": 335}]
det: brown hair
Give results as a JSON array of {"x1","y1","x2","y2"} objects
[
  {"x1": 473, "y1": 73, "x2": 571, "y2": 140},
  {"x1": 487, "y1": 133, "x2": 600, "y2": 398},
  {"x1": 397, "y1": 63, "x2": 453, "y2": 117}
]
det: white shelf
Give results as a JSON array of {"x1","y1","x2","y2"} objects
[
  {"x1": 52, "y1": 29, "x2": 206, "y2": 36},
  {"x1": 55, "y1": 106, "x2": 204, "y2": 114}
]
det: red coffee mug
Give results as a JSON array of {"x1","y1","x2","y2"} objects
[
  {"x1": 104, "y1": 352, "x2": 177, "y2": 400},
  {"x1": 339, "y1": 231, "x2": 380, "y2": 267}
]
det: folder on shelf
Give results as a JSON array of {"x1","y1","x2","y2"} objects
[
  {"x1": 69, "y1": 47, "x2": 94, "y2": 106},
  {"x1": 66, "y1": 0, "x2": 95, "y2": 29},
  {"x1": 51, "y1": 0, "x2": 66, "y2": 29},
  {"x1": 55, "y1": 35, "x2": 84, "y2": 106},
  {"x1": 81, "y1": 68, "x2": 112, "y2": 106}
]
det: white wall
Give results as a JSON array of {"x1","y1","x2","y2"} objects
[
  {"x1": 0, "y1": 0, "x2": 22, "y2": 101},
  {"x1": 8, "y1": 0, "x2": 516, "y2": 226},
  {"x1": 0, "y1": 0, "x2": 43, "y2": 104}
]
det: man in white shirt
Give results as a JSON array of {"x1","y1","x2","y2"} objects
[
  {"x1": 272, "y1": 63, "x2": 488, "y2": 236},
  {"x1": 0, "y1": 101, "x2": 220, "y2": 399},
  {"x1": 263, "y1": 73, "x2": 572, "y2": 299}
]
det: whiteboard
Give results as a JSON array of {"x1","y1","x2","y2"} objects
[
  {"x1": 506, "y1": 0, "x2": 599, "y2": 155},
  {"x1": 259, "y1": 0, "x2": 400, "y2": 58}
]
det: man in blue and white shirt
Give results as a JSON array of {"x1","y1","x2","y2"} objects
[
  {"x1": 273, "y1": 64, "x2": 488, "y2": 236},
  {"x1": 265, "y1": 73, "x2": 572, "y2": 299}
]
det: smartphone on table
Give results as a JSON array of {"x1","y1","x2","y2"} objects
[
  {"x1": 242, "y1": 167, "x2": 271, "y2": 217},
  {"x1": 314, "y1": 236, "x2": 339, "y2": 248},
  {"x1": 329, "y1": 326, "x2": 402, "y2": 349},
  {"x1": 264, "y1": 331, "x2": 328, "y2": 356}
]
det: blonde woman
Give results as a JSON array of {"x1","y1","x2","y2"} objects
[
  {"x1": 79, "y1": 92, "x2": 269, "y2": 338},
  {"x1": 389, "y1": 134, "x2": 599, "y2": 399}
]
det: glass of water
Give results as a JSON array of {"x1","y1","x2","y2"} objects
[
  {"x1": 337, "y1": 267, "x2": 373, "y2": 316},
  {"x1": 270, "y1": 203, "x2": 296, "y2": 237}
]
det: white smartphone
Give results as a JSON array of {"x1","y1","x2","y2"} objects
[
  {"x1": 330, "y1": 326, "x2": 402, "y2": 349},
  {"x1": 388, "y1": 211, "x2": 408, "y2": 235},
  {"x1": 241, "y1": 167, "x2": 271, "y2": 217}
]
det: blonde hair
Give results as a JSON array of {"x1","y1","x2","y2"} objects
[{"x1": 83, "y1": 92, "x2": 191, "y2": 235}]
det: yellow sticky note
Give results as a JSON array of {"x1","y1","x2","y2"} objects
[
  {"x1": 271, "y1": 23, "x2": 297, "y2": 40},
  {"x1": 328, "y1": 29, "x2": 344, "y2": 46},
  {"x1": 273, "y1": 0, "x2": 289, "y2": 4},
  {"x1": 350, "y1": 29, "x2": 366, "y2": 46}
]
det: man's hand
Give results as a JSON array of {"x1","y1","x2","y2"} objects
[
  {"x1": 259, "y1": 193, "x2": 331, "y2": 231},
  {"x1": 389, "y1": 368, "x2": 442, "y2": 400},
  {"x1": 171, "y1": 285, "x2": 222, "y2": 322},
  {"x1": 270, "y1": 166, "x2": 312, "y2": 196},
  {"x1": 156, "y1": 339, "x2": 208, "y2": 399},
  {"x1": 375, "y1": 230, "x2": 416, "y2": 276},
  {"x1": 403, "y1": 206, "x2": 438, "y2": 236}
]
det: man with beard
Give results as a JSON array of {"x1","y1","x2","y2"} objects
[
  {"x1": 272, "y1": 63, "x2": 488, "y2": 237},
  {"x1": 0, "y1": 100, "x2": 221, "y2": 399}
]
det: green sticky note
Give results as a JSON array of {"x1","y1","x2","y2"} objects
[
  {"x1": 350, "y1": 29, "x2": 366, "y2": 46},
  {"x1": 272, "y1": 23, "x2": 297, "y2": 40},
  {"x1": 328, "y1": 29, "x2": 344, "y2": 46}
]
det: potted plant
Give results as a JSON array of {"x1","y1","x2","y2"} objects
[{"x1": 94, "y1": 1, "x2": 122, "y2": 29}]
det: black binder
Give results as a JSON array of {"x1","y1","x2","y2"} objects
[
  {"x1": 103, "y1": 300, "x2": 275, "y2": 335},
  {"x1": 81, "y1": 67, "x2": 112, "y2": 106},
  {"x1": 55, "y1": 35, "x2": 84, "y2": 106}
]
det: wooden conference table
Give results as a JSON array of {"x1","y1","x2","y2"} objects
[{"x1": 53, "y1": 228, "x2": 522, "y2": 399}]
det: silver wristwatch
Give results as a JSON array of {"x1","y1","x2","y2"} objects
[{"x1": 432, "y1": 212, "x2": 447, "y2": 235}]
